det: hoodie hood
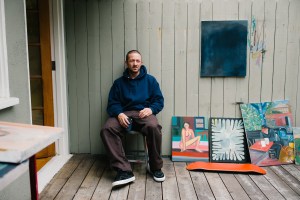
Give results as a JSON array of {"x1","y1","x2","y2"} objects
[
  {"x1": 123, "y1": 65, "x2": 147, "y2": 79},
  {"x1": 107, "y1": 64, "x2": 164, "y2": 117}
]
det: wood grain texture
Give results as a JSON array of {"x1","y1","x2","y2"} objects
[
  {"x1": 205, "y1": 172, "x2": 232, "y2": 199},
  {"x1": 112, "y1": 0, "x2": 125, "y2": 81},
  {"x1": 87, "y1": 0, "x2": 102, "y2": 154},
  {"x1": 162, "y1": 161, "x2": 180, "y2": 200},
  {"x1": 219, "y1": 173, "x2": 250, "y2": 200},
  {"x1": 190, "y1": 170, "x2": 215, "y2": 200},
  {"x1": 73, "y1": 160, "x2": 105, "y2": 200},
  {"x1": 248, "y1": 0, "x2": 264, "y2": 103},
  {"x1": 127, "y1": 164, "x2": 146, "y2": 200},
  {"x1": 124, "y1": 0, "x2": 137, "y2": 52},
  {"x1": 250, "y1": 173, "x2": 285, "y2": 200},
  {"x1": 174, "y1": 1, "x2": 187, "y2": 116},
  {"x1": 236, "y1": 0, "x2": 252, "y2": 116},
  {"x1": 270, "y1": 166, "x2": 300, "y2": 195},
  {"x1": 149, "y1": 1, "x2": 163, "y2": 123},
  {"x1": 55, "y1": 156, "x2": 95, "y2": 200},
  {"x1": 65, "y1": 0, "x2": 79, "y2": 153},
  {"x1": 199, "y1": 0, "x2": 212, "y2": 117},
  {"x1": 99, "y1": 0, "x2": 113, "y2": 130},
  {"x1": 263, "y1": 167, "x2": 300, "y2": 200},
  {"x1": 186, "y1": 1, "x2": 200, "y2": 116},
  {"x1": 260, "y1": 0, "x2": 276, "y2": 102},
  {"x1": 40, "y1": 155, "x2": 85, "y2": 200},
  {"x1": 272, "y1": 0, "x2": 289, "y2": 101},
  {"x1": 161, "y1": 0, "x2": 175, "y2": 155},
  {"x1": 235, "y1": 174, "x2": 268, "y2": 200},
  {"x1": 137, "y1": 1, "x2": 150, "y2": 66},
  {"x1": 174, "y1": 162, "x2": 198, "y2": 199}
]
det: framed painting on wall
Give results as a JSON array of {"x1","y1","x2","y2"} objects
[
  {"x1": 171, "y1": 116, "x2": 209, "y2": 162},
  {"x1": 201, "y1": 20, "x2": 248, "y2": 77},
  {"x1": 209, "y1": 118, "x2": 250, "y2": 163},
  {"x1": 240, "y1": 100, "x2": 294, "y2": 166}
]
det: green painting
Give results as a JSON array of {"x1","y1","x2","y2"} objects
[
  {"x1": 240, "y1": 100, "x2": 294, "y2": 166},
  {"x1": 294, "y1": 127, "x2": 300, "y2": 165}
]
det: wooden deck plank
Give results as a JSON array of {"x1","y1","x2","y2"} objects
[
  {"x1": 40, "y1": 155, "x2": 85, "y2": 200},
  {"x1": 145, "y1": 171, "x2": 162, "y2": 200},
  {"x1": 54, "y1": 156, "x2": 95, "y2": 200},
  {"x1": 263, "y1": 167, "x2": 300, "y2": 200},
  {"x1": 190, "y1": 170, "x2": 215, "y2": 200},
  {"x1": 91, "y1": 167, "x2": 114, "y2": 200},
  {"x1": 250, "y1": 174, "x2": 285, "y2": 200},
  {"x1": 73, "y1": 160, "x2": 106, "y2": 200},
  {"x1": 270, "y1": 166, "x2": 300, "y2": 195},
  {"x1": 174, "y1": 162, "x2": 198, "y2": 199},
  {"x1": 110, "y1": 184, "x2": 130, "y2": 200},
  {"x1": 162, "y1": 161, "x2": 180, "y2": 200},
  {"x1": 127, "y1": 163, "x2": 146, "y2": 200},
  {"x1": 219, "y1": 173, "x2": 250, "y2": 200},
  {"x1": 234, "y1": 174, "x2": 268, "y2": 200},
  {"x1": 294, "y1": 164, "x2": 300, "y2": 171},
  {"x1": 205, "y1": 172, "x2": 232, "y2": 199},
  {"x1": 282, "y1": 164, "x2": 300, "y2": 182}
]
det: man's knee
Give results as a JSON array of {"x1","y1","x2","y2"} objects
[{"x1": 143, "y1": 124, "x2": 162, "y2": 136}]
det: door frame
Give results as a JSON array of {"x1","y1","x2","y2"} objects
[
  {"x1": 37, "y1": 0, "x2": 71, "y2": 192},
  {"x1": 49, "y1": 0, "x2": 69, "y2": 157}
]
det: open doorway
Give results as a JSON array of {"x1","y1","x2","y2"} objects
[{"x1": 26, "y1": 0, "x2": 55, "y2": 171}]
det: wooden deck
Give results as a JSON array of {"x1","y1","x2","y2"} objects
[{"x1": 40, "y1": 154, "x2": 300, "y2": 200}]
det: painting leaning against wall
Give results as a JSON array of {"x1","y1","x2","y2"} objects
[
  {"x1": 209, "y1": 118, "x2": 250, "y2": 163},
  {"x1": 294, "y1": 127, "x2": 300, "y2": 165},
  {"x1": 240, "y1": 100, "x2": 294, "y2": 166},
  {"x1": 171, "y1": 116, "x2": 209, "y2": 162}
]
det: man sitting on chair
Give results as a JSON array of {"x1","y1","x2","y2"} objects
[{"x1": 100, "y1": 50, "x2": 165, "y2": 187}]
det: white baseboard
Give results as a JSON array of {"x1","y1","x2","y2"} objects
[{"x1": 37, "y1": 154, "x2": 73, "y2": 193}]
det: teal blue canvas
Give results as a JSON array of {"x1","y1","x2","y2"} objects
[{"x1": 201, "y1": 20, "x2": 248, "y2": 77}]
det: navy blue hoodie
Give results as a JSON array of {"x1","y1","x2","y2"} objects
[{"x1": 107, "y1": 65, "x2": 164, "y2": 117}]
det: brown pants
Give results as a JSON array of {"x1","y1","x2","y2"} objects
[{"x1": 100, "y1": 110, "x2": 163, "y2": 171}]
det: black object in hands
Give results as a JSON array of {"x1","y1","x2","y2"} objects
[{"x1": 125, "y1": 118, "x2": 133, "y2": 132}]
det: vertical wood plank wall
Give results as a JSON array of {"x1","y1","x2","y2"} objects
[{"x1": 65, "y1": 0, "x2": 300, "y2": 155}]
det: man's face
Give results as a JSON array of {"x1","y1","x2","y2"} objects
[{"x1": 126, "y1": 52, "x2": 142, "y2": 74}]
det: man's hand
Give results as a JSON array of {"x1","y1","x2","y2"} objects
[
  {"x1": 118, "y1": 113, "x2": 130, "y2": 128},
  {"x1": 139, "y1": 108, "x2": 152, "y2": 119}
]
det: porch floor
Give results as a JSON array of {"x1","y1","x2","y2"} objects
[{"x1": 40, "y1": 154, "x2": 300, "y2": 200}]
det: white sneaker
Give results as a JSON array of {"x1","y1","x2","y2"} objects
[{"x1": 147, "y1": 164, "x2": 165, "y2": 182}]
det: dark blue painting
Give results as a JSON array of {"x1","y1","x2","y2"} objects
[{"x1": 201, "y1": 20, "x2": 248, "y2": 77}]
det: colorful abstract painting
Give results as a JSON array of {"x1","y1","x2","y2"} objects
[
  {"x1": 240, "y1": 100, "x2": 294, "y2": 166},
  {"x1": 201, "y1": 20, "x2": 248, "y2": 77},
  {"x1": 172, "y1": 116, "x2": 209, "y2": 162},
  {"x1": 209, "y1": 118, "x2": 250, "y2": 163},
  {"x1": 294, "y1": 127, "x2": 300, "y2": 165}
]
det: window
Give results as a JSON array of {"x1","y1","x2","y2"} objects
[{"x1": 0, "y1": 1, "x2": 19, "y2": 109}]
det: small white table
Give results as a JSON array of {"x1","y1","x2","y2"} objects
[{"x1": 0, "y1": 121, "x2": 63, "y2": 200}]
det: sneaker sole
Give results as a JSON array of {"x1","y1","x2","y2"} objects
[
  {"x1": 147, "y1": 165, "x2": 165, "y2": 182},
  {"x1": 153, "y1": 175, "x2": 165, "y2": 182},
  {"x1": 112, "y1": 176, "x2": 135, "y2": 187}
]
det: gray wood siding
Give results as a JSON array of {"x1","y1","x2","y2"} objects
[{"x1": 65, "y1": 0, "x2": 300, "y2": 155}]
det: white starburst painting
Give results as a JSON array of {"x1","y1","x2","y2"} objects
[{"x1": 209, "y1": 118, "x2": 249, "y2": 163}]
